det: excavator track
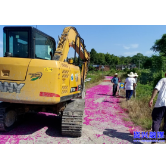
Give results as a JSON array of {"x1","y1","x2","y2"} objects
[
  {"x1": 0, "y1": 102, "x2": 17, "y2": 131},
  {"x1": 0, "y1": 107, "x2": 5, "y2": 131},
  {"x1": 61, "y1": 99, "x2": 85, "y2": 137}
]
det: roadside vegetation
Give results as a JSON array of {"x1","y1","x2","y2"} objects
[
  {"x1": 85, "y1": 68, "x2": 163, "y2": 130},
  {"x1": 107, "y1": 68, "x2": 162, "y2": 130},
  {"x1": 86, "y1": 33, "x2": 166, "y2": 130},
  {"x1": 85, "y1": 70, "x2": 109, "y2": 89}
]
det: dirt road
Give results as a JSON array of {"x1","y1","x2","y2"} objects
[{"x1": 0, "y1": 76, "x2": 146, "y2": 144}]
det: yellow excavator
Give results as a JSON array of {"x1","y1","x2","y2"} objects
[{"x1": 0, "y1": 26, "x2": 90, "y2": 137}]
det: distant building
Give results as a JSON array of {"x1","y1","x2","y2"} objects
[
  {"x1": 129, "y1": 64, "x2": 136, "y2": 69},
  {"x1": 116, "y1": 64, "x2": 136, "y2": 70},
  {"x1": 92, "y1": 65, "x2": 110, "y2": 71},
  {"x1": 116, "y1": 65, "x2": 125, "y2": 70}
]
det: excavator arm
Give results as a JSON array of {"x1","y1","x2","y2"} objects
[{"x1": 53, "y1": 26, "x2": 90, "y2": 83}]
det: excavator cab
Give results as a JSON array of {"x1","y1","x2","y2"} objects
[{"x1": 3, "y1": 26, "x2": 56, "y2": 60}]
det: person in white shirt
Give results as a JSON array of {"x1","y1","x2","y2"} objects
[
  {"x1": 149, "y1": 78, "x2": 166, "y2": 143},
  {"x1": 124, "y1": 72, "x2": 136, "y2": 101}
]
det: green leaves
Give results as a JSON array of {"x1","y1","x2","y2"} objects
[
  {"x1": 143, "y1": 58, "x2": 152, "y2": 69},
  {"x1": 90, "y1": 49, "x2": 119, "y2": 67},
  {"x1": 90, "y1": 48, "x2": 97, "y2": 64},
  {"x1": 151, "y1": 34, "x2": 166, "y2": 55}
]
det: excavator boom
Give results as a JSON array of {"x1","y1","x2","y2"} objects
[{"x1": 54, "y1": 27, "x2": 90, "y2": 82}]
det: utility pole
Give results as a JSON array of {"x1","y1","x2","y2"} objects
[{"x1": 138, "y1": 60, "x2": 141, "y2": 69}]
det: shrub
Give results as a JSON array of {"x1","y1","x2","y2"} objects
[
  {"x1": 152, "y1": 71, "x2": 163, "y2": 88},
  {"x1": 123, "y1": 68, "x2": 128, "y2": 72},
  {"x1": 88, "y1": 65, "x2": 95, "y2": 71}
]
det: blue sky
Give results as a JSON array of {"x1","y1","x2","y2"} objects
[{"x1": 0, "y1": 25, "x2": 166, "y2": 58}]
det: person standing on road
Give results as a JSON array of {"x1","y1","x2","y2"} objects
[
  {"x1": 124, "y1": 72, "x2": 136, "y2": 100},
  {"x1": 117, "y1": 76, "x2": 121, "y2": 96},
  {"x1": 133, "y1": 73, "x2": 138, "y2": 98},
  {"x1": 111, "y1": 73, "x2": 119, "y2": 97},
  {"x1": 149, "y1": 78, "x2": 166, "y2": 143}
]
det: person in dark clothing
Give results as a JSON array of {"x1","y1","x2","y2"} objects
[
  {"x1": 149, "y1": 78, "x2": 166, "y2": 144},
  {"x1": 111, "y1": 73, "x2": 119, "y2": 97}
]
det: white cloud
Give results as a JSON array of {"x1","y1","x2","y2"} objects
[
  {"x1": 130, "y1": 44, "x2": 139, "y2": 48},
  {"x1": 123, "y1": 45, "x2": 130, "y2": 49},
  {"x1": 123, "y1": 44, "x2": 139, "y2": 50},
  {"x1": 145, "y1": 50, "x2": 153, "y2": 55},
  {"x1": 124, "y1": 51, "x2": 139, "y2": 56}
]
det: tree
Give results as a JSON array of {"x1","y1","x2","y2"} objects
[
  {"x1": 151, "y1": 34, "x2": 166, "y2": 55},
  {"x1": 143, "y1": 57, "x2": 152, "y2": 69},
  {"x1": 90, "y1": 48, "x2": 97, "y2": 64},
  {"x1": 149, "y1": 34, "x2": 166, "y2": 73},
  {"x1": 114, "y1": 56, "x2": 119, "y2": 65},
  {"x1": 109, "y1": 55, "x2": 119, "y2": 68},
  {"x1": 119, "y1": 56, "x2": 126, "y2": 65},
  {"x1": 151, "y1": 55, "x2": 163, "y2": 71},
  {"x1": 105, "y1": 53, "x2": 111, "y2": 65},
  {"x1": 131, "y1": 53, "x2": 144, "y2": 68},
  {"x1": 136, "y1": 53, "x2": 144, "y2": 58},
  {"x1": 125, "y1": 56, "x2": 132, "y2": 65},
  {"x1": 98, "y1": 53, "x2": 106, "y2": 65}
]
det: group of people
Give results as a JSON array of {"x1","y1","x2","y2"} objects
[
  {"x1": 111, "y1": 72, "x2": 138, "y2": 100},
  {"x1": 111, "y1": 72, "x2": 166, "y2": 143}
]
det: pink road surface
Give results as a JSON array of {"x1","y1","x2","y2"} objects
[{"x1": 0, "y1": 76, "x2": 144, "y2": 144}]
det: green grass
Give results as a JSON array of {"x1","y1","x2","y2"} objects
[
  {"x1": 86, "y1": 69, "x2": 160, "y2": 130},
  {"x1": 123, "y1": 117, "x2": 130, "y2": 122},
  {"x1": 136, "y1": 83, "x2": 154, "y2": 100},
  {"x1": 132, "y1": 118, "x2": 152, "y2": 130},
  {"x1": 85, "y1": 71, "x2": 106, "y2": 88},
  {"x1": 120, "y1": 82, "x2": 159, "y2": 131},
  {"x1": 112, "y1": 70, "x2": 158, "y2": 130},
  {"x1": 86, "y1": 74, "x2": 104, "y2": 83}
]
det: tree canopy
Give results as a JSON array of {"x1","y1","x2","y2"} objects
[
  {"x1": 151, "y1": 34, "x2": 166, "y2": 55},
  {"x1": 79, "y1": 33, "x2": 166, "y2": 72}
]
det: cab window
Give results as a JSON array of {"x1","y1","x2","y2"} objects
[
  {"x1": 35, "y1": 33, "x2": 54, "y2": 60},
  {"x1": 8, "y1": 31, "x2": 29, "y2": 58}
]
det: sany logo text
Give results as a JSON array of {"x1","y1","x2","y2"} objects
[{"x1": 0, "y1": 82, "x2": 25, "y2": 93}]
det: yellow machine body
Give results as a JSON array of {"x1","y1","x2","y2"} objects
[
  {"x1": 0, "y1": 26, "x2": 90, "y2": 137},
  {"x1": 0, "y1": 57, "x2": 81, "y2": 104},
  {"x1": 0, "y1": 26, "x2": 90, "y2": 105}
]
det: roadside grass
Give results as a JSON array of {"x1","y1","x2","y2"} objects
[
  {"x1": 108, "y1": 70, "x2": 156, "y2": 130},
  {"x1": 85, "y1": 71, "x2": 106, "y2": 89},
  {"x1": 86, "y1": 69, "x2": 164, "y2": 131},
  {"x1": 121, "y1": 98, "x2": 153, "y2": 130},
  {"x1": 119, "y1": 83, "x2": 165, "y2": 131},
  {"x1": 123, "y1": 117, "x2": 130, "y2": 122}
]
